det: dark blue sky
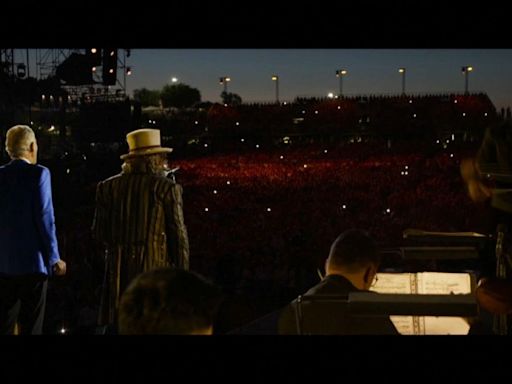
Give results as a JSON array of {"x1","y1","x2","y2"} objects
[
  {"x1": 19, "y1": 49, "x2": 512, "y2": 110},
  {"x1": 123, "y1": 49, "x2": 512, "y2": 109}
]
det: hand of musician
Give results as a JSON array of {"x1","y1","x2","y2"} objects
[
  {"x1": 52, "y1": 259, "x2": 67, "y2": 276},
  {"x1": 461, "y1": 158, "x2": 491, "y2": 202},
  {"x1": 467, "y1": 179, "x2": 491, "y2": 203},
  {"x1": 460, "y1": 158, "x2": 478, "y2": 182}
]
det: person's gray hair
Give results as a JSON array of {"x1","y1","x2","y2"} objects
[
  {"x1": 5, "y1": 125, "x2": 36, "y2": 159},
  {"x1": 121, "y1": 153, "x2": 167, "y2": 175}
]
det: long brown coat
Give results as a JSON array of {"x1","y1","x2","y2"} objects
[{"x1": 92, "y1": 172, "x2": 189, "y2": 325}]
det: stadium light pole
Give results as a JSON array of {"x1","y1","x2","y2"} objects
[
  {"x1": 399, "y1": 67, "x2": 406, "y2": 95},
  {"x1": 219, "y1": 76, "x2": 231, "y2": 93},
  {"x1": 461, "y1": 66, "x2": 473, "y2": 94},
  {"x1": 272, "y1": 75, "x2": 279, "y2": 104},
  {"x1": 335, "y1": 69, "x2": 347, "y2": 97}
]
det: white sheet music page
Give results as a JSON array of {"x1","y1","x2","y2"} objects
[
  {"x1": 416, "y1": 272, "x2": 472, "y2": 335},
  {"x1": 370, "y1": 273, "x2": 415, "y2": 335}
]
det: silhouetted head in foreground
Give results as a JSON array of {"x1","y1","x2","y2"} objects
[{"x1": 119, "y1": 268, "x2": 222, "y2": 335}]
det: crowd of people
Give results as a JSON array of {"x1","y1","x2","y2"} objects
[
  {"x1": 24, "y1": 135, "x2": 492, "y2": 334},
  {"x1": 2, "y1": 90, "x2": 506, "y2": 334}
]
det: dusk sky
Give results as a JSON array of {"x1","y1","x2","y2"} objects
[
  {"x1": 21, "y1": 49, "x2": 512, "y2": 110},
  {"x1": 122, "y1": 49, "x2": 512, "y2": 110}
]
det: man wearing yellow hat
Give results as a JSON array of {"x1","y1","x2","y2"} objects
[{"x1": 92, "y1": 128, "x2": 189, "y2": 327}]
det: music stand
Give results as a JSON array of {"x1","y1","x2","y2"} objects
[{"x1": 294, "y1": 293, "x2": 477, "y2": 335}]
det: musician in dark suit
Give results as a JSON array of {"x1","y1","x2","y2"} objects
[
  {"x1": 92, "y1": 128, "x2": 189, "y2": 326},
  {"x1": 461, "y1": 119, "x2": 512, "y2": 332},
  {"x1": 0, "y1": 125, "x2": 66, "y2": 335},
  {"x1": 278, "y1": 229, "x2": 399, "y2": 335}
]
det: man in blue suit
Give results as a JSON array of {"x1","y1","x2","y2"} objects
[{"x1": 0, "y1": 125, "x2": 66, "y2": 335}]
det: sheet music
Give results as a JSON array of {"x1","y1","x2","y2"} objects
[
  {"x1": 389, "y1": 316, "x2": 415, "y2": 335},
  {"x1": 371, "y1": 272, "x2": 473, "y2": 335},
  {"x1": 371, "y1": 273, "x2": 415, "y2": 335},
  {"x1": 417, "y1": 272, "x2": 472, "y2": 295},
  {"x1": 420, "y1": 317, "x2": 470, "y2": 335},
  {"x1": 371, "y1": 273, "x2": 414, "y2": 294},
  {"x1": 417, "y1": 272, "x2": 472, "y2": 335}
]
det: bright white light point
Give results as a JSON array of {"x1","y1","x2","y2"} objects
[
  {"x1": 204, "y1": 144, "x2": 208, "y2": 147},
  {"x1": 66, "y1": 169, "x2": 70, "y2": 174},
  {"x1": 446, "y1": 140, "x2": 450, "y2": 143},
  {"x1": 171, "y1": 77, "x2": 178, "y2": 83},
  {"x1": 256, "y1": 144, "x2": 259, "y2": 148},
  {"x1": 413, "y1": 114, "x2": 417, "y2": 118},
  {"x1": 303, "y1": 164, "x2": 308, "y2": 168},
  {"x1": 462, "y1": 113, "x2": 466, "y2": 116},
  {"x1": 213, "y1": 190, "x2": 217, "y2": 194},
  {"x1": 401, "y1": 171, "x2": 404, "y2": 175},
  {"x1": 436, "y1": 140, "x2": 440, "y2": 144},
  {"x1": 280, "y1": 155, "x2": 284, "y2": 159},
  {"x1": 241, "y1": 138, "x2": 245, "y2": 142},
  {"x1": 404, "y1": 171, "x2": 408, "y2": 175},
  {"x1": 204, "y1": 208, "x2": 209, "y2": 212},
  {"x1": 267, "y1": 208, "x2": 271, "y2": 212},
  {"x1": 236, "y1": 122, "x2": 239, "y2": 126},
  {"x1": 342, "y1": 205, "x2": 346, "y2": 209},
  {"x1": 302, "y1": 110, "x2": 306, "y2": 114},
  {"x1": 324, "y1": 150, "x2": 328, "y2": 153},
  {"x1": 226, "y1": 181, "x2": 231, "y2": 185},
  {"x1": 328, "y1": 92, "x2": 334, "y2": 98},
  {"x1": 224, "y1": 104, "x2": 228, "y2": 107},
  {"x1": 60, "y1": 328, "x2": 66, "y2": 334},
  {"x1": 386, "y1": 208, "x2": 391, "y2": 213},
  {"x1": 484, "y1": 113, "x2": 488, "y2": 116},
  {"x1": 194, "y1": 121, "x2": 198, "y2": 124},
  {"x1": 450, "y1": 154, "x2": 454, "y2": 158},
  {"x1": 315, "y1": 110, "x2": 318, "y2": 114},
  {"x1": 405, "y1": 165, "x2": 408, "y2": 169}
]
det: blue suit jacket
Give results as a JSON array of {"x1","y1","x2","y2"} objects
[{"x1": 0, "y1": 159, "x2": 60, "y2": 276}]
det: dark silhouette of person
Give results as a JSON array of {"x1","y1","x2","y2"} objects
[
  {"x1": 118, "y1": 268, "x2": 222, "y2": 335},
  {"x1": 92, "y1": 128, "x2": 189, "y2": 327},
  {"x1": 461, "y1": 119, "x2": 512, "y2": 332},
  {"x1": 230, "y1": 229, "x2": 399, "y2": 335},
  {"x1": 278, "y1": 228, "x2": 399, "y2": 335},
  {"x1": 0, "y1": 125, "x2": 66, "y2": 335}
]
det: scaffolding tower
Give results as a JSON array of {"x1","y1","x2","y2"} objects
[{"x1": 34, "y1": 48, "x2": 130, "y2": 98}]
